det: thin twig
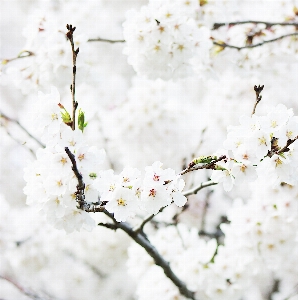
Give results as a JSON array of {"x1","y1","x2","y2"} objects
[
  {"x1": 101, "y1": 210, "x2": 196, "y2": 300},
  {"x1": 64, "y1": 250, "x2": 107, "y2": 279},
  {"x1": 66, "y1": 24, "x2": 79, "y2": 130},
  {"x1": 252, "y1": 84, "x2": 264, "y2": 115},
  {"x1": 88, "y1": 37, "x2": 125, "y2": 43},
  {"x1": 182, "y1": 181, "x2": 217, "y2": 197},
  {"x1": 1, "y1": 50, "x2": 34, "y2": 65},
  {"x1": 0, "y1": 125, "x2": 35, "y2": 155},
  {"x1": 213, "y1": 32, "x2": 298, "y2": 50},
  {"x1": 0, "y1": 111, "x2": 45, "y2": 148},
  {"x1": 0, "y1": 276, "x2": 51, "y2": 300},
  {"x1": 134, "y1": 206, "x2": 167, "y2": 234},
  {"x1": 213, "y1": 20, "x2": 298, "y2": 30}
]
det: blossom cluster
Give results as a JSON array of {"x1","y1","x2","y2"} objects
[
  {"x1": 211, "y1": 104, "x2": 298, "y2": 191},
  {"x1": 100, "y1": 161, "x2": 187, "y2": 222},
  {"x1": 123, "y1": 0, "x2": 212, "y2": 80},
  {"x1": 23, "y1": 87, "x2": 187, "y2": 230}
]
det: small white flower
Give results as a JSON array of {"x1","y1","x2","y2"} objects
[{"x1": 105, "y1": 186, "x2": 139, "y2": 222}]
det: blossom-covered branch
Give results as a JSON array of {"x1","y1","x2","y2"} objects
[{"x1": 65, "y1": 146, "x2": 195, "y2": 299}]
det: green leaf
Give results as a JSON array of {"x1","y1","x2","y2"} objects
[{"x1": 78, "y1": 108, "x2": 88, "y2": 132}]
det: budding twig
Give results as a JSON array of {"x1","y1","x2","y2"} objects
[
  {"x1": 180, "y1": 155, "x2": 227, "y2": 175},
  {"x1": 252, "y1": 84, "x2": 264, "y2": 116},
  {"x1": 66, "y1": 24, "x2": 79, "y2": 130}
]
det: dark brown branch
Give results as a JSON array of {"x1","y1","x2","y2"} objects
[
  {"x1": 0, "y1": 111, "x2": 45, "y2": 148},
  {"x1": 213, "y1": 20, "x2": 298, "y2": 30},
  {"x1": 65, "y1": 147, "x2": 104, "y2": 212},
  {"x1": 101, "y1": 210, "x2": 196, "y2": 300},
  {"x1": 252, "y1": 84, "x2": 264, "y2": 115},
  {"x1": 66, "y1": 24, "x2": 79, "y2": 130},
  {"x1": 213, "y1": 32, "x2": 298, "y2": 50},
  {"x1": 88, "y1": 37, "x2": 125, "y2": 43},
  {"x1": 180, "y1": 155, "x2": 227, "y2": 176}
]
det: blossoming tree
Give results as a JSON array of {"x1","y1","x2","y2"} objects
[{"x1": 1, "y1": 0, "x2": 298, "y2": 299}]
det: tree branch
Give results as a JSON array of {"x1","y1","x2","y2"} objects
[
  {"x1": 101, "y1": 209, "x2": 196, "y2": 300},
  {"x1": 213, "y1": 32, "x2": 298, "y2": 50},
  {"x1": 65, "y1": 148, "x2": 195, "y2": 299},
  {"x1": 213, "y1": 20, "x2": 298, "y2": 30},
  {"x1": 66, "y1": 24, "x2": 79, "y2": 130},
  {"x1": 0, "y1": 111, "x2": 45, "y2": 148}
]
